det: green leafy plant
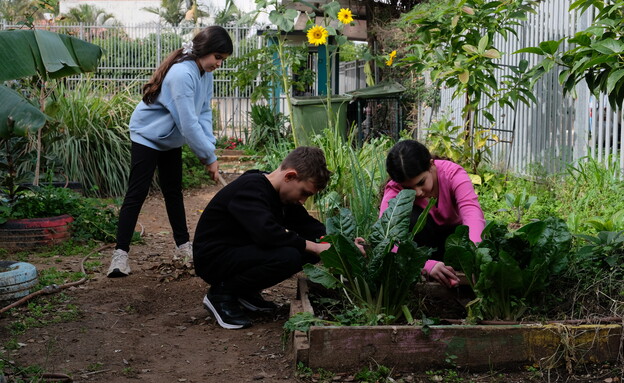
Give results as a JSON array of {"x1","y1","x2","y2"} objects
[
  {"x1": 585, "y1": 210, "x2": 624, "y2": 233},
  {"x1": 303, "y1": 190, "x2": 435, "y2": 324},
  {"x1": 313, "y1": 127, "x2": 391, "y2": 237},
  {"x1": 247, "y1": 104, "x2": 289, "y2": 152},
  {"x1": 0, "y1": 29, "x2": 103, "y2": 186},
  {"x1": 500, "y1": 191, "x2": 537, "y2": 224},
  {"x1": 181, "y1": 145, "x2": 213, "y2": 189},
  {"x1": 354, "y1": 364, "x2": 393, "y2": 383},
  {"x1": 518, "y1": 0, "x2": 624, "y2": 107},
  {"x1": 445, "y1": 217, "x2": 573, "y2": 321},
  {"x1": 425, "y1": 116, "x2": 500, "y2": 176},
  {"x1": 0, "y1": 131, "x2": 36, "y2": 223},
  {"x1": 399, "y1": 0, "x2": 539, "y2": 173},
  {"x1": 1, "y1": 184, "x2": 118, "y2": 242},
  {"x1": 283, "y1": 312, "x2": 336, "y2": 334},
  {"x1": 43, "y1": 79, "x2": 134, "y2": 198},
  {"x1": 576, "y1": 230, "x2": 624, "y2": 271}
]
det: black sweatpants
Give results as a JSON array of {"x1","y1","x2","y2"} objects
[
  {"x1": 115, "y1": 142, "x2": 189, "y2": 251},
  {"x1": 195, "y1": 245, "x2": 319, "y2": 295},
  {"x1": 410, "y1": 205, "x2": 458, "y2": 261}
]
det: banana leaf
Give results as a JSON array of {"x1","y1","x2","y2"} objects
[
  {"x1": 0, "y1": 86, "x2": 47, "y2": 136},
  {"x1": 0, "y1": 29, "x2": 103, "y2": 138}
]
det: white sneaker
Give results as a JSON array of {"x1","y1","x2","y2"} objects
[
  {"x1": 107, "y1": 249, "x2": 131, "y2": 278},
  {"x1": 174, "y1": 241, "x2": 193, "y2": 264}
]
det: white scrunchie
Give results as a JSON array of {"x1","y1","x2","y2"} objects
[{"x1": 182, "y1": 41, "x2": 193, "y2": 55}]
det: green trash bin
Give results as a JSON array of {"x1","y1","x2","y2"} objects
[{"x1": 291, "y1": 95, "x2": 352, "y2": 145}]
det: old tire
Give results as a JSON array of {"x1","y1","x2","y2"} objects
[
  {"x1": 0, "y1": 261, "x2": 38, "y2": 301},
  {"x1": 0, "y1": 215, "x2": 74, "y2": 250}
]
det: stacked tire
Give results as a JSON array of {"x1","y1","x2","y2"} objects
[{"x1": 0, "y1": 261, "x2": 38, "y2": 301}]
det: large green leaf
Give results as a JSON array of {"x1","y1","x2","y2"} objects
[
  {"x1": 0, "y1": 29, "x2": 102, "y2": 81},
  {"x1": 325, "y1": 207, "x2": 356, "y2": 239},
  {"x1": 0, "y1": 86, "x2": 47, "y2": 138},
  {"x1": 369, "y1": 189, "x2": 416, "y2": 247},
  {"x1": 0, "y1": 30, "x2": 102, "y2": 138}
]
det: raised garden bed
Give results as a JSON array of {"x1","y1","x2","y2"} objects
[{"x1": 290, "y1": 277, "x2": 623, "y2": 372}]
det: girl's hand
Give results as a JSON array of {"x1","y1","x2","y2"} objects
[
  {"x1": 428, "y1": 262, "x2": 460, "y2": 288},
  {"x1": 205, "y1": 161, "x2": 219, "y2": 182},
  {"x1": 354, "y1": 237, "x2": 366, "y2": 256}
]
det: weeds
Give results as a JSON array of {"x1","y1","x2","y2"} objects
[{"x1": 8, "y1": 293, "x2": 80, "y2": 335}]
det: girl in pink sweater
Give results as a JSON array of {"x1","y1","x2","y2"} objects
[{"x1": 380, "y1": 140, "x2": 485, "y2": 288}]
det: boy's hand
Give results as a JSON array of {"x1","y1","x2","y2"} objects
[{"x1": 306, "y1": 240, "x2": 331, "y2": 256}]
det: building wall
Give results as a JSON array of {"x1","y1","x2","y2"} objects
[
  {"x1": 58, "y1": 0, "x2": 269, "y2": 26},
  {"x1": 59, "y1": 0, "x2": 161, "y2": 25}
]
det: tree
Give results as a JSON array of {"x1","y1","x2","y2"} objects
[
  {"x1": 398, "y1": 0, "x2": 540, "y2": 174},
  {"x1": 213, "y1": 0, "x2": 242, "y2": 25},
  {"x1": 0, "y1": 0, "x2": 56, "y2": 25},
  {"x1": 60, "y1": 4, "x2": 116, "y2": 25},
  {"x1": 519, "y1": 0, "x2": 624, "y2": 109},
  {"x1": 143, "y1": 0, "x2": 188, "y2": 27}
]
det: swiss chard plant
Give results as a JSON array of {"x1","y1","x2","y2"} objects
[
  {"x1": 445, "y1": 217, "x2": 572, "y2": 322},
  {"x1": 303, "y1": 189, "x2": 435, "y2": 325}
]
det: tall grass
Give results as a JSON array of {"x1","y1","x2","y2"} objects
[
  {"x1": 45, "y1": 80, "x2": 137, "y2": 197},
  {"x1": 313, "y1": 126, "x2": 392, "y2": 237}
]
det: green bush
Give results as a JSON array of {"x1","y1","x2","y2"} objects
[
  {"x1": 44, "y1": 80, "x2": 136, "y2": 198},
  {"x1": 4, "y1": 185, "x2": 118, "y2": 242}
]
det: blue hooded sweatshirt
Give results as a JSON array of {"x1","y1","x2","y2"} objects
[{"x1": 129, "y1": 60, "x2": 217, "y2": 165}]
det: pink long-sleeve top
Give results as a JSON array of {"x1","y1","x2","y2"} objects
[{"x1": 379, "y1": 160, "x2": 485, "y2": 275}]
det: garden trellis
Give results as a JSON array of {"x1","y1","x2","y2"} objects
[{"x1": 418, "y1": 0, "x2": 623, "y2": 178}]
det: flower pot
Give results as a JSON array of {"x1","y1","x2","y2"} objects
[{"x1": 0, "y1": 214, "x2": 74, "y2": 250}]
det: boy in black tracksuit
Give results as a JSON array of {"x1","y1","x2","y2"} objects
[{"x1": 193, "y1": 146, "x2": 333, "y2": 329}]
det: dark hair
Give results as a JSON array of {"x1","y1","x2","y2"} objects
[
  {"x1": 280, "y1": 146, "x2": 331, "y2": 190},
  {"x1": 385, "y1": 140, "x2": 432, "y2": 183},
  {"x1": 142, "y1": 25, "x2": 234, "y2": 104}
]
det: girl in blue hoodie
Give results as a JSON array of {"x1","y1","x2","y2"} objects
[{"x1": 108, "y1": 26, "x2": 233, "y2": 278}]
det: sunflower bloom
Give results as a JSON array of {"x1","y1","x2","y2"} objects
[
  {"x1": 307, "y1": 25, "x2": 329, "y2": 46},
  {"x1": 386, "y1": 50, "x2": 397, "y2": 66},
  {"x1": 337, "y1": 8, "x2": 354, "y2": 24}
]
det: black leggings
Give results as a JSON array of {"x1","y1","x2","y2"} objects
[
  {"x1": 195, "y1": 245, "x2": 319, "y2": 295},
  {"x1": 115, "y1": 142, "x2": 189, "y2": 251}
]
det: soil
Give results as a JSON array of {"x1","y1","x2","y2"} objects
[
  {"x1": 1, "y1": 176, "x2": 300, "y2": 383},
  {"x1": 0, "y1": 175, "x2": 622, "y2": 383}
]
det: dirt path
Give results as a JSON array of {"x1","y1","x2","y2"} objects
[
  {"x1": 1, "y1": 178, "x2": 301, "y2": 383},
  {"x1": 1, "y1": 177, "x2": 620, "y2": 383}
]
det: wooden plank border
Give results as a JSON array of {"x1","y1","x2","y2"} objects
[{"x1": 291, "y1": 278, "x2": 623, "y2": 372}]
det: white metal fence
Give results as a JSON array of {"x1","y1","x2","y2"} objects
[
  {"x1": 4, "y1": 8, "x2": 621, "y2": 176},
  {"x1": 0, "y1": 21, "x2": 365, "y2": 141},
  {"x1": 417, "y1": 0, "x2": 623, "y2": 177}
]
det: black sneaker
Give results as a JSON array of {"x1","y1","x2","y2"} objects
[
  {"x1": 203, "y1": 293, "x2": 252, "y2": 329},
  {"x1": 238, "y1": 291, "x2": 278, "y2": 313}
]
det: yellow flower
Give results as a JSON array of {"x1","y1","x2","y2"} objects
[
  {"x1": 337, "y1": 8, "x2": 354, "y2": 24},
  {"x1": 307, "y1": 25, "x2": 329, "y2": 46},
  {"x1": 386, "y1": 50, "x2": 397, "y2": 66}
]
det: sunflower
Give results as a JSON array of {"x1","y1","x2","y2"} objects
[
  {"x1": 307, "y1": 25, "x2": 329, "y2": 46},
  {"x1": 386, "y1": 50, "x2": 397, "y2": 66},
  {"x1": 337, "y1": 8, "x2": 354, "y2": 24}
]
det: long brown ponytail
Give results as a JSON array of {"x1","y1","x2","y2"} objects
[{"x1": 142, "y1": 25, "x2": 234, "y2": 104}]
